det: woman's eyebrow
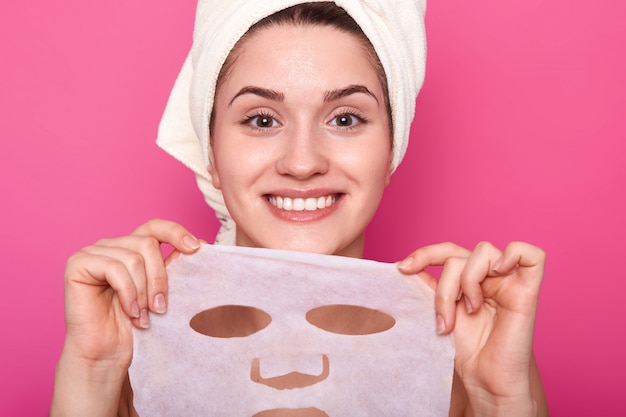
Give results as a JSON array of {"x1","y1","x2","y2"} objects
[
  {"x1": 324, "y1": 85, "x2": 379, "y2": 105},
  {"x1": 229, "y1": 86, "x2": 284, "y2": 107}
]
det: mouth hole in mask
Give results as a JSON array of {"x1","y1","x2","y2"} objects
[
  {"x1": 306, "y1": 304, "x2": 395, "y2": 335},
  {"x1": 252, "y1": 407, "x2": 329, "y2": 417},
  {"x1": 190, "y1": 305, "x2": 272, "y2": 338}
]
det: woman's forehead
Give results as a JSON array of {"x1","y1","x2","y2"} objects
[{"x1": 222, "y1": 24, "x2": 383, "y2": 96}]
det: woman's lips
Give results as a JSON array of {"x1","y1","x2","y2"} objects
[{"x1": 264, "y1": 193, "x2": 343, "y2": 222}]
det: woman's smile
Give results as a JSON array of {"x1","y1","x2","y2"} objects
[
  {"x1": 264, "y1": 192, "x2": 343, "y2": 224},
  {"x1": 266, "y1": 194, "x2": 340, "y2": 212}
]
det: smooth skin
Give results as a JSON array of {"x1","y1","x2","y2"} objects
[{"x1": 50, "y1": 23, "x2": 548, "y2": 417}]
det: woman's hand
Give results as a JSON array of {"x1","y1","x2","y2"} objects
[
  {"x1": 50, "y1": 219, "x2": 201, "y2": 417},
  {"x1": 397, "y1": 241, "x2": 548, "y2": 417}
]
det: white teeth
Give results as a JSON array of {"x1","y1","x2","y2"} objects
[
  {"x1": 293, "y1": 198, "x2": 305, "y2": 211},
  {"x1": 305, "y1": 198, "x2": 318, "y2": 211},
  {"x1": 268, "y1": 194, "x2": 337, "y2": 211}
]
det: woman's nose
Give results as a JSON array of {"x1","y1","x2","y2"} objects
[{"x1": 275, "y1": 127, "x2": 330, "y2": 179}]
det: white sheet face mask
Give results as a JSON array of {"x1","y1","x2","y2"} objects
[{"x1": 129, "y1": 245, "x2": 454, "y2": 416}]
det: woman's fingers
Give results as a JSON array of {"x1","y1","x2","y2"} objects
[
  {"x1": 65, "y1": 249, "x2": 140, "y2": 323},
  {"x1": 397, "y1": 242, "x2": 471, "y2": 274},
  {"x1": 458, "y1": 241, "x2": 504, "y2": 314},
  {"x1": 496, "y1": 241, "x2": 546, "y2": 278},
  {"x1": 132, "y1": 218, "x2": 201, "y2": 253},
  {"x1": 398, "y1": 243, "x2": 470, "y2": 335},
  {"x1": 82, "y1": 219, "x2": 202, "y2": 327},
  {"x1": 435, "y1": 257, "x2": 465, "y2": 334},
  {"x1": 123, "y1": 235, "x2": 169, "y2": 317},
  {"x1": 164, "y1": 238, "x2": 209, "y2": 265},
  {"x1": 94, "y1": 237, "x2": 163, "y2": 320},
  {"x1": 492, "y1": 242, "x2": 546, "y2": 308},
  {"x1": 164, "y1": 239, "x2": 210, "y2": 266},
  {"x1": 397, "y1": 241, "x2": 543, "y2": 327},
  {"x1": 81, "y1": 243, "x2": 153, "y2": 329},
  {"x1": 132, "y1": 219, "x2": 201, "y2": 319}
]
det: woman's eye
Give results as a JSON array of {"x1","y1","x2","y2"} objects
[
  {"x1": 247, "y1": 114, "x2": 279, "y2": 129},
  {"x1": 329, "y1": 113, "x2": 364, "y2": 128}
]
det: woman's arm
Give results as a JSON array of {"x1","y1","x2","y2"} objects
[{"x1": 49, "y1": 219, "x2": 200, "y2": 417}]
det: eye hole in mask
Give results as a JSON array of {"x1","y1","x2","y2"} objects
[
  {"x1": 190, "y1": 305, "x2": 272, "y2": 338},
  {"x1": 306, "y1": 305, "x2": 395, "y2": 335}
]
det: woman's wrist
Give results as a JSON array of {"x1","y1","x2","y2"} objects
[
  {"x1": 50, "y1": 348, "x2": 129, "y2": 417},
  {"x1": 464, "y1": 386, "x2": 538, "y2": 417}
]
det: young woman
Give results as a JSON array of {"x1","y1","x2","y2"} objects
[{"x1": 50, "y1": 2, "x2": 548, "y2": 416}]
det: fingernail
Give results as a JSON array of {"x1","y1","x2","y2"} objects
[
  {"x1": 131, "y1": 301, "x2": 140, "y2": 318},
  {"x1": 183, "y1": 235, "x2": 200, "y2": 250},
  {"x1": 154, "y1": 293, "x2": 167, "y2": 314},
  {"x1": 398, "y1": 256, "x2": 414, "y2": 270},
  {"x1": 139, "y1": 309, "x2": 150, "y2": 329},
  {"x1": 464, "y1": 295, "x2": 473, "y2": 314},
  {"x1": 436, "y1": 315, "x2": 446, "y2": 335},
  {"x1": 492, "y1": 257, "x2": 503, "y2": 272}
]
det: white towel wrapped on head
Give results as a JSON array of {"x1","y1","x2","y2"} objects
[{"x1": 156, "y1": 0, "x2": 427, "y2": 244}]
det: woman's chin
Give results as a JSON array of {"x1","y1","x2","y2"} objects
[{"x1": 236, "y1": 233, "x2": 364, "y2": 258}]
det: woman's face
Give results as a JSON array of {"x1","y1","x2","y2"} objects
[{"x1": 209, "y1": 24, "x2": 392, "y2": 257}]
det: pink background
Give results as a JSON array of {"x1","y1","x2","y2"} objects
[{"x1": 1, "y1": 1, "x2": 624, "y2": 415}]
